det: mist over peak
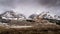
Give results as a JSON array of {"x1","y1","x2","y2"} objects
[{"x1": 0, "y1": 0, "x2": 60, "y2": 18}]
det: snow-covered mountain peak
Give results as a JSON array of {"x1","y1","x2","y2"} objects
[
  {"x1": 0, "y1": 11, "x2": 26, "y2": 20},
  {"x1": 38, "y1": 12, "x2": 60, "y2": 20}
]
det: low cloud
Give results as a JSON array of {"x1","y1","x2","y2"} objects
[{"x1": 0, "y1": 0, "x2": 60, "y2": 18}]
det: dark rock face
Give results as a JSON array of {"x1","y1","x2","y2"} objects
[
  {"x1": 0, "y1": 19, "x2": 11, "y2": 23},
  {"x1": 26, "y1": 19, "x2": 35, "y2": 22},
  {"x1": 44, "y1": 18, "x2": 60, "y2": 25}
]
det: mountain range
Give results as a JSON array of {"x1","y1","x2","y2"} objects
[{"x1": 0, "y1": 10, "x2": 26, "y2": 20}]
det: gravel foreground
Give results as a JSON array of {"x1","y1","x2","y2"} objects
[{"x1": 0, "y1": 22, "x2": 60, "y2": 34}]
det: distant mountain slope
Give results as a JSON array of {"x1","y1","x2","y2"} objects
[
  {"x1": 0, "y1": 10, "x2": 26, "y2": 19},
  {"x1": 37, "y1": 12, "x2": 60, "y2": 20},
  {"x1": 29, "y1": 14, "x2": 38, "y2": 19}
]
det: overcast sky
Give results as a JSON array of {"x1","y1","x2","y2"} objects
[{"x1": 0, "y1": 0, "x2": 60, "y2": 18}]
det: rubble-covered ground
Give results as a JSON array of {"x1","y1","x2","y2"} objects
[{"x1": 0, "y1": 19, "x2": 60, "y2": 34}]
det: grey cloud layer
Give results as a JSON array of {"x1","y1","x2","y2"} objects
[
  {"x1": 0, "y1": 0, "x2": 60, "y2": 7},
  {"x1": 0, "y1": 0, "x2": 60, "y2": 17},
  {"x1": 39, "y1": 0, "x2": 60, "y2": 6}
]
